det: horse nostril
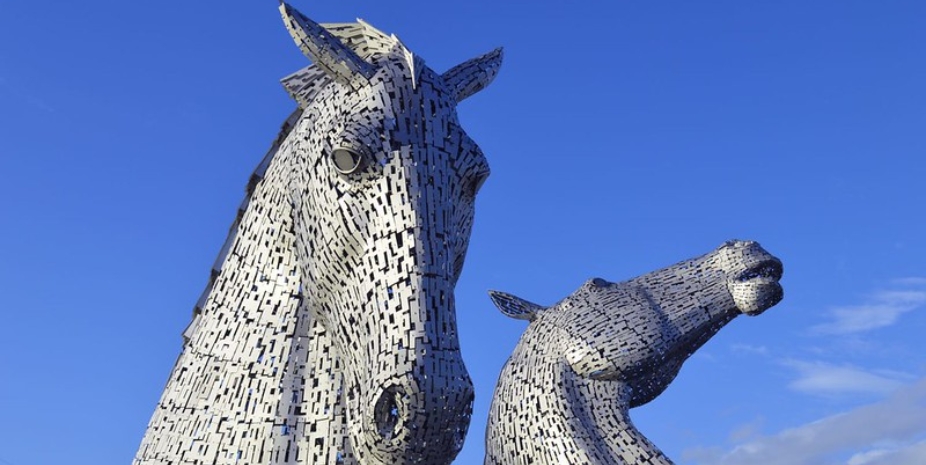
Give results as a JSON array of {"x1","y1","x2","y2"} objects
[{"x1": 374, "y1": 386, "x2": 403, "y2": 441}]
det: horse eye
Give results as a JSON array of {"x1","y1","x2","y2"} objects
[{"x1": 331, "y1": 148, "x2": 366, "y2": 174}]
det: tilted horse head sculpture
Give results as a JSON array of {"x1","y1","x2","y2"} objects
[
  {"x1": 485, "y1": 240, "x2": 783, "y2": 465},
  {"x1": 134, "y1": 3, "x2": 501, "y2": 465}
]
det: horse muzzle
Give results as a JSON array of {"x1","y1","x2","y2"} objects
[
  {"x1": 357, "y1": 356, "x2": 475, "y2": 464},
  {"x1": 728, "y1": 258, "x2": 784, "y2": 315}
]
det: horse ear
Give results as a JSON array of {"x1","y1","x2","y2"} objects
[
  {"x1": 488, "y1": 290, "x2": 543, "y2": 321},
  {"x1": 441, "y1": 47, "x2": 503, "y2": 103},
  {"x1": 279, "y1": 2, "x2": 375, "y2": 89}
]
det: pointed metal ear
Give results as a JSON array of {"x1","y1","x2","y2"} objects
[
  {"x1": 279, "y1": 2, "x2": 375, "y2": 89},
  {"x1": 441, "y1": 47, "x2": 503, "y2": 103},
  {"x1": 488, "y1": 290, "x2": 543, "y2": 322}
]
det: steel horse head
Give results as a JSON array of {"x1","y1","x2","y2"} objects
[
  {"x1": 485, "y1": 241, "x2": 784, "y2": 464},
  {"x1": 277, "y1": 2, "x2": 502, "y2": 462},
  {"x1": 134, "y1": 3, "x2": 501, "y2": 465}
]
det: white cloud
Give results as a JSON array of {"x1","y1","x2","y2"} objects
[
  {"x1": 783, "y1": 360, "x2": 913, "y2": 397},
  {"x1": 846, "y1": 440, "x2": 926, "y2": 465},
  {"x1": 727, "y1": 416, "x2": 765, "y2": 443},
  {"x1": 892, "y1": 277, "x2": 926, "y2": 287},
  {"x1": 729, "y1": 343, "x2": 769, "y2": 357},
  {"x1": 683, "y1": 378, "x2": 926, "y2": 465},
  {"x1": 812, "y1": 280, "x2": 926, "y2": 335}
]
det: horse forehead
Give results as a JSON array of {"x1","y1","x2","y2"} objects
[
  {"x1": 552, "y1": 284, "x2": 651, "y2": 327},
  {"x1": 579, "y1": 281, "x2": 647, "y2": 306},
  {"x1": 315, "y1": 71, "x2": 459, "y2": 134},
  {"x1": 372, "y1": 59, "x2": 456, "y2": 110}
]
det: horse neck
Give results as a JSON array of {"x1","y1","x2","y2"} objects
[
  {"x1": 486, "y1": 325, "x2": 674, "y2": 465},
  {"x1": 575, "y1": 376, "x2": 675, "y2": 465}
]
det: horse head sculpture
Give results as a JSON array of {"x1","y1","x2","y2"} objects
[
  {"x1": 278, "y1": 4, "x2": 500, "y2": 462},
  {"x1": 135, "y1": 3, "x2": 501, "y2": 464},
  {"x1": 485, "y1": 240, "x2": 783, "y2": 465}
]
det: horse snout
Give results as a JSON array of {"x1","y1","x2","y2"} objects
[
  {"x1": 718, "y1": 241, "x2": 784, "y2": 316},
  {"x1": 736, "y1": 258, "x2": 783, "y2": 284},
  {"x1": 728, "y1": 258, "x2": 784, "y2": 316},
  {"x1": 364, "y1": 368, "x2": 474, "y2": 463}
]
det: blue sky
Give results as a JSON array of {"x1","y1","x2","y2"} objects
[{"x1": 1, "y1": 1, "x2": 925, "y2": 464}]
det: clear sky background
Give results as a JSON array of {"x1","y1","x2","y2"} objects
[{"x1": 1, "y1": 1, "x2": 925, "y2": 464}]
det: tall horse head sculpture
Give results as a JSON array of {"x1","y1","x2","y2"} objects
[
  {"x1": 135, "y1": 3, "x2": 501, "y2": 464},
  {"x1": 484, "y1": 240, "x2": 783, "y2": 465}
]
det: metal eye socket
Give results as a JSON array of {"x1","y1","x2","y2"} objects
[{"x1": 331, "y1": 148, "x2": 366, "y2": 174}]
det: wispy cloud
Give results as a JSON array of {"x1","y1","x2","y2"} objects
[
  {"x1": 782, "y1": 360, "x2": 914, "y2": 397},
  {"x1": 846, "y1": 440, "x2": 926, "y2": 465},
  {"x1": 729, "y1": 343, "x2": 769, "y2": 357},
  {"x1": 893, "y1": 277, "x2": 926, "y2": 287},
  {"x1": 683, "y1": 378, "x2": 926, "y2": 465},
  {"x1": 727, "y1": 416, "x2": 765, "y2": 443},
  {"x1": 0, "y1": 74, "x2": 56, "y2": 113},
  {"x1": 812, "y1": 279, "x2": 926, "y2": 335}
]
